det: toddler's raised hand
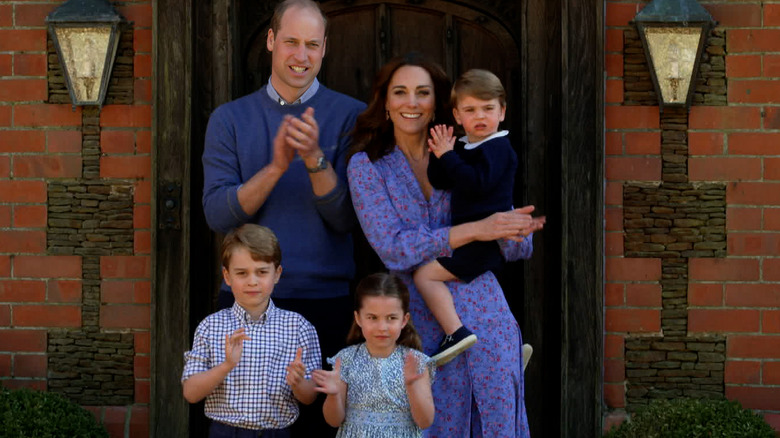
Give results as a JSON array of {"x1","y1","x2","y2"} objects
[
  {"x1": 224, "y1": 328, "x2": 250, "y2": 368},
  {"x1": 404, "y1": 352, "x2": 425, "y2": 387},
  {"x1": 312, "y1": 358, "x2": 343, "y2": 395},
  {"x1": 427, "y1": 124, "x2": 456, "y2": 158},
  {"x1": 286, "y1": 347, "x2": 306, "y2": 388}
]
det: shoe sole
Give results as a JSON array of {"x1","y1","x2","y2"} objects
[
  {"x1": 432, "y1": 334, "x2": 478, "y2": 366},
  {"x1": 522, "y1": 344, "x2": 533, "y2": 372}
]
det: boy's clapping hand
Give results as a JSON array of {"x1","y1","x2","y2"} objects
[
  {"x1": 286, "y1": 347, "x2": 307, "y2": 388},
  {"x1": 224, "y1": 328, "x2": 250, "y2": 368}
]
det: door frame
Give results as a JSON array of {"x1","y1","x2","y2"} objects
[{"x1": 152, "y1": 0, "x2": 603, "y2": 436}]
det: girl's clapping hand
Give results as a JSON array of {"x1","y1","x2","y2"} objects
[
  {"x1": 312, "y1": 358, "x2": 344, "y2": 395},
  {"x1": 404, "y1": 352, "x2": 425, "y2": 387}
]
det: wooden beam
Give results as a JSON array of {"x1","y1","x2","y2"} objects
[
  {"x1": 560, "y1": 0, "x2": 604, "y2": 436},
  {"x1": 152, "y1": 0, "x2": 192, "y2": 435}
]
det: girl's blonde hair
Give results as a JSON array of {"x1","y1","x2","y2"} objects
[{"x1": 346, "y1": 273, "x2": 422, "y2": 351}]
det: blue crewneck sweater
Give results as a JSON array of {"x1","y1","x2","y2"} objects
[{"x1": 202, "y1": 85, "x2": 366, "y2": 299}]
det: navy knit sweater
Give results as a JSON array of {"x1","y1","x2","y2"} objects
[
  {"x1": 202, "y1": 85, "x2": 365, "y2": 299},
  {"x1": 428, "y1": 132, "x2": 518, "y2": 225}
]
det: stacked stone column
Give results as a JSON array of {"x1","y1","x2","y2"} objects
[{"x1": 45, "y1": 30, "x2": 137, "y2": 405}]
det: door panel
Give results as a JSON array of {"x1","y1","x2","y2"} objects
[
  {"x1": 388, "y1": 7, "x2": 447, "y2": 65},
  {"x1": 240, "y1": 1, "x2": 519, "y2": 107},
  {"x1": 320, "y1": 7, "x2": 378, "y2": 101}
]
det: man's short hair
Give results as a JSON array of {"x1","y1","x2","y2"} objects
[
  {"x1": 270, "y1": 0, "x2": 328, "y2": 36},
  {"x1": 451, "y1": 69, "x2": 506, "y2": 107},
  {"x1": 221, "y1": 224, "x2": 282, "y2": 269}
]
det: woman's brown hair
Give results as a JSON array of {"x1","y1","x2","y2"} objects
[
  {"x1": 346, "y1": 273, "x2": 422, "y2": 351},
  {"x1": 348, "y1": 52, "x2": 454, "y2": 163}
]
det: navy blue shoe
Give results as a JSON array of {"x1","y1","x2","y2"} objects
[{"x1": 431, "y1": 326, "x2": 477, "y2": 366}]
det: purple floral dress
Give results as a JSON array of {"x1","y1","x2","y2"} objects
[{"x1": 348, "y1": 148, "x2": 532, "y2": 438}]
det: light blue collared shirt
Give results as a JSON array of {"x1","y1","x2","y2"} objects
[{"x1": 266, "y1": 77, "x2": 320, "y2": 106}]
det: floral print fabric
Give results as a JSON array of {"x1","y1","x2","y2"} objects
[{"x1": 348, "y1": 148, "x2": 532, "y2": 438}]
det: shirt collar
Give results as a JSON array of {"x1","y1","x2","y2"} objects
[
  {"x1": 460, "y1": 130, "x2": 510, "y2": 150},
  {"x1": 266, "y1": 77, "x2": 320, "y2": 106},
  {"x1": 231, "y1": 299, "x2": 276, "y2": 325}
]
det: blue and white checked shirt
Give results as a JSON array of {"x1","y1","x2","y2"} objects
[{"x1": 182, "y1": 300, "x2": 321, "y2": 430}]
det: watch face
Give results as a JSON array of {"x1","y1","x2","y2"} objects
[{"x1": 307, "y1": 156, "x2": 328, "y2": 173}]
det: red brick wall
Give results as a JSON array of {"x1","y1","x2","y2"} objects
[
  {"x1": 605, "y1": 0, "x2": 780, "y2": 433},
  {"x1": 0, "y1": 1, "x2": 152, "y2": 437}
]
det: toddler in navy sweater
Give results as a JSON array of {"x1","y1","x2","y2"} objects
[{"x1": 414, "y1": 69, "x2": 544, "y2": 366}]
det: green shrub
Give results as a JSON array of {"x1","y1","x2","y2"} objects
[
  {"x1": 0, "y1": 387, "x2": 109, "y2": 438},
  {"x1": 604, "y1": 398, "x2": 776, "y2": 438}
]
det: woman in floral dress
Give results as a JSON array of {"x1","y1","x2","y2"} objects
[{"x1": 347, "y1": 52, "x2": 543, "y2": 438}]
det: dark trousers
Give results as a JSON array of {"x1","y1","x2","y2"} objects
[
  {"x1": 209, "y1": 421, "x2": 290, "y2": 438},
  {"x1": 217, "y1": 290, "x2": 353, "y2": 438}
]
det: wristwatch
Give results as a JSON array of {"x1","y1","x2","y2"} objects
[{"x1": 305, "y1": 156, "x2": 329, "y2": 173}]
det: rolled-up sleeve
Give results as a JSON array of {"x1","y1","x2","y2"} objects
[{"x1": 182, "y1": 321, "x2": 213, "y2": 381}]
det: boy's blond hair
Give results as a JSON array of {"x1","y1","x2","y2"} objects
[
  {"x1": 221, "y1": 224, "x2": 282, "y2": 269},
  {"x1": 451, "y1": 69, "x2": 506, "y2": 107}
]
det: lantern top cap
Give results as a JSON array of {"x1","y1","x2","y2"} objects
[
  {"x1": 46, "y1": 0, "x2": 123, "y2": 24},
  {"x1": 634, "y1": 0, "x2": 714, "y2": 24}
]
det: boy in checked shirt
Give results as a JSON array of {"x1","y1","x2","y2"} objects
[{"x1": 182, "y1": 224, "x2": 320, "y2": 437}]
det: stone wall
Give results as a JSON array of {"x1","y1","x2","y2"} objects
[
  {"x1": 625, "y1": 335, "x2": 725, "y2": 408},
  {"x1": 44, "y1": 41, "x2": 137, "y2": 405},
  {"x1": 621, "y1": 100, "x2": 727, "y2": 411}
]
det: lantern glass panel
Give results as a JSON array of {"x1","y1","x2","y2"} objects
[
  {"x1": 643, "y1": 26, "x2": 702, "y2": 105},
  {"x1": 54, "y1": 25, "x2": 112, "y2": 103}
]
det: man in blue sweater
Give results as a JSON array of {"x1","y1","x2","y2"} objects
[{"x1": 201, "y1": 0, "x2": 365, "y2": 435}]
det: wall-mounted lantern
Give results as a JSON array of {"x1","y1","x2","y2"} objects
[
  {"x1": 46, "y1": 0, "x2": 124, "y2": 107},
  {"x1": 633, "y1": 0, "x2": 716, "y2": 110}
]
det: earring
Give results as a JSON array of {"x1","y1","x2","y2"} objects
[
  {"x1": 386, "y1": 110, "x2": 389, "y2": 120},
  {"x1": 432, "y1": 113, "x2": 436, "y2": 123}
]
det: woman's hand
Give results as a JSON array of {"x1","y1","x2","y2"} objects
[{"x1": 475, "y1": 206, "x2": 546, "y2": 242}]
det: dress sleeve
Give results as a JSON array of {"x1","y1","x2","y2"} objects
[
  {"x1": 498, "y1": 233, "x2": 534, "y2": 261},
  {"x1": 347, "y1": 153, "x2": 451, "y2": 272},
  {"x1": 326, "y1": 345, "x2": 356, "y2": 382}
]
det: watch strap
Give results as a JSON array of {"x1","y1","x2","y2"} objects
[{"x1": 305, "y1": 156, "x2": 329, "y2": 173}]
